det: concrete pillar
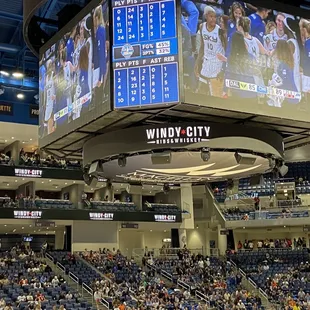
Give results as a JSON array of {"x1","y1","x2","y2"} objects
[
  {"x1": 179, "y1": 229, "x2": 187, "y2": 249},
  {"x1": 61, "y1": 184, "x2": 84, "y2": 208},
  {"x1": 217, "y1": 224, "x2": 227, "y2": 255},
  {"x1": 55, "y1": 229, "x2": 65, "y2": 250},
  {"x1": 131, "y1": 194, "x2": 142, "y2": 210},
  {"x1": 4, "y1": 141, "x2": 21, "y2": 165},
  {"x1": 205, "y1": 229, "x2": 211, "y2": 256},
  {"x1": 180, "y1": 183, "x2": 194, "y2": 229},
  {"x1": 17, "y1": 181, "x2": 36, "y2": 198}
]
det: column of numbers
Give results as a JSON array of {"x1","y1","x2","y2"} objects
[
  {"x1": 127, "y1": 6, "x2": 138, "y2": 43},
  {"x1": 150, "y1": 65, "x2": 163, "y2": 103},
  {"x1": 149, "y1": 3, "x2": 160, "y2": 40},
  {"x1": 138, "y1": 4, "x2": 149, "y2": 41},
  {"x1": 140, "y1": 67, "x2": 151, "y2": 104},
  {"x1": 160, "y1": 1, "x2": 176, "y2": 39},
  {"x1": 113, "y1": 8, "x2": 127, "y2": 45},
  {"x1": 162, "y1": 63, "x2": 179, "y2": 102},
  {"x1": 115, "y1": 69, "x2": 129, "y2": 108},
  {"x1": 128, "y1": 68, "x2": 140, "y2": 106}
]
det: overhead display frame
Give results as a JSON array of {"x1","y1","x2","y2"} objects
[
  {"x1": 112, "y1": 0, "x2": 180, "y2": 109},
  {"x1": 181, "y1": 0, "x2": 310, "y2": 122},
  {"x1": 39, "y1": 0, "x2": 110, "y2": 148}
]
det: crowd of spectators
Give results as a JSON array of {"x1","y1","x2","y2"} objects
[
  {"x1": 80, "y1": 249, "x2": 205, "y2": 309},
  {"x1": 149, "y1": 248, "x2": 263, "y2": 310},
  {"x1": 237, "y1": 238, "x2": 307, "y2": 251},
  {"x1": 264, "y1": 266, "x2": 310, "y2": 308},
  {"x1": 19, "y1": 149, "x2": 81, "y2": 170},
  {"x1": 0, "y1": 245, "x2": 90, "y2": 310}
]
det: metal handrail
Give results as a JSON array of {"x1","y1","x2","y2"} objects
[
  {"x1": 82, "y1": 283, "x2": 93, "y2": 295},
  {"x1": 195, "y1": 290, "x2": 210, "y2": 305},
  {"x1": 69, "y1": 272, "x2": 79, "y2": 284},
  {"x1": 45, "y1": 253, "x2": 53, "y2": 261},
  {"x1": 100, "y1": 298, "x2": 110, "y2": 309},
  {"x1": 177, "y1": 279, "x2": 190, "y2": 291},
  {"x1": 161, "y1": 270, "x2": 173, "y2": 282},
  {"x1": 259, "y1": 288, "x2": 269, "y2": 299},
  {"x1": 56, "y1": 262, "x2": 66, "y2": 272}
]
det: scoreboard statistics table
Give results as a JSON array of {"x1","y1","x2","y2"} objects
[{"x1": 112, "y1": 0, "x2": 179, "y2": 109}]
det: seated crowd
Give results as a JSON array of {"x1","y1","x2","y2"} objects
[
  {"x1": 77, "y1": 247, "x2": 266, "y2": 310},
  {"x1": 19, "y1": 150, "x2": 81, "y2": 170},
  {"x1": 149, "y1": 248, "x2": 263, "y2": 310},
  {"x1": 80, "y1": 249, "x2": 205, "y2": 309},
  {"x1": 0, "y1": 245, "x2": 93, "y2": 310},
  {"x1": 230, "y1": 247, "x2": 310, "y2": 309},
  {"x1": 236, "y1": 238, "x2": 307, "y2": 251}
]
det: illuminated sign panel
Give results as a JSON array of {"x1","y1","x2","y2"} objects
[
  {"x1": 154, "y1": 214, "x2": 176, "y2": 222},
  {"x1": 146, "y1": 125, "x2": 210, "y2": 145},
  {"x1": 89, "y1": 212, "x2": 114, "y2": 221},
  {"x1": 14, "y1": 169, "x2": 43, "y2": 178},
  {"x1": 14, "y1": 211, "x2": 42, "y2": 219}
]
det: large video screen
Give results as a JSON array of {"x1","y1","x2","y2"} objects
[
  {"x1": 39, "y1": 0, "x2": 110, "y2": 143},
  {"x1": 182, "y1": 0, "x2": 310, "y2": 122}
]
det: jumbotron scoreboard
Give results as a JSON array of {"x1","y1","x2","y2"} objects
[{"x1": 112, "y1": 0, "x2": 179, "y2": 108}]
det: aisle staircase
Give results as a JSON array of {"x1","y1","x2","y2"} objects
[{"x1": 45, "y1": 254, "x2": 107, "y2": 309}]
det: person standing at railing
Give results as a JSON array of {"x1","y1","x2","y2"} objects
[{"x1": 94, "y1": 289, "x2": 102, "y2": 309}]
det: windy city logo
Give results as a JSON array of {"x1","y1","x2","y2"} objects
[{"x1": 146, "y1": 125, "x2": 211, "y2": 145}]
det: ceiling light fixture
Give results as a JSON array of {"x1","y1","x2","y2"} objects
[
  {"x1": 12, "y1": 72, "x2": 24, "y2": 79},
  {"x1": 201, "y1": 148, "x2": 211, "y2": 162},
  {"x1": 17, "y1": 93, "x2": 24, "y2": 99},
  {"x1": 30, "y1": 138, "x2": 33, "y2": 141},
  {"x1": 0, "y1": 70, "x2": 9, "y2": 76}
]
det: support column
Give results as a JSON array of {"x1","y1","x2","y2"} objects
[
  {"x1": 205, "y1": 229, "x2": 211, "y2": 256},
  {"x1": 61, "y1": 184, "x2": 84, "y2": 209},
  {"x1": 17, "y1": 181, "x2": 36, "y2": 198},
  {"x1": 217, "y1": 225, "x2": 227, "y2": 255},
  {"x1": 179, "y1": 229, "x2": 187, "y2": 249},
  {"x1": 93, "y1": 186, "x2": 114, "y2": 201},
  {"x1": 4, "y1": 141, "x2": 21, "y2": 165},
  {"x1": 180, "y1": 183, "x2": 194, "y2": 229},
  {"x1": 131, "y1": 194, "x2": 142, "y2": 210},
  {"x1": 55, "y1": 229, "x2": 65, "y2": 250}
]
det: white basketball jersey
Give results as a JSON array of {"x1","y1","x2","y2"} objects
[
  {"x1": 44, "y1": 76, "x2": 55, "y2": 122},
  {"x1": 201, "y1": 24, "x2": 224, "y2": 78},
  {"x1": 288, "y1": 38, "x2": 301, "y2": 92},
  {"x1": 64, "y1": 62, "x2": 71, "y2": 90},
  {"x1": 264, "y1": 30, "x2": 288, "y2": 51},
  {"x1": 244, "y1": 36, "x2": 260, "y2": 61}
]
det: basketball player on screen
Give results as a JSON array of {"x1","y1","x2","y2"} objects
[
  {"x1": 284, "y1": 18, "x2": 302, "y2": 93},
  {"x1": 300, "y1": 19, "x2": 310, "y2": 101},
  {"x1": 264, "y1": 13, "x2": 287, "y2": 51},
  {"x1": 195, "y1": 6, "x2": 226, "y2": 97},
  {"x1": 44, "y1": 59, "x2": 56, "y2": 135}
]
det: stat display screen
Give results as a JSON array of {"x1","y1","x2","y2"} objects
[{"x1": 112, "y1": 0, "x2": 179, "y2": 108}]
